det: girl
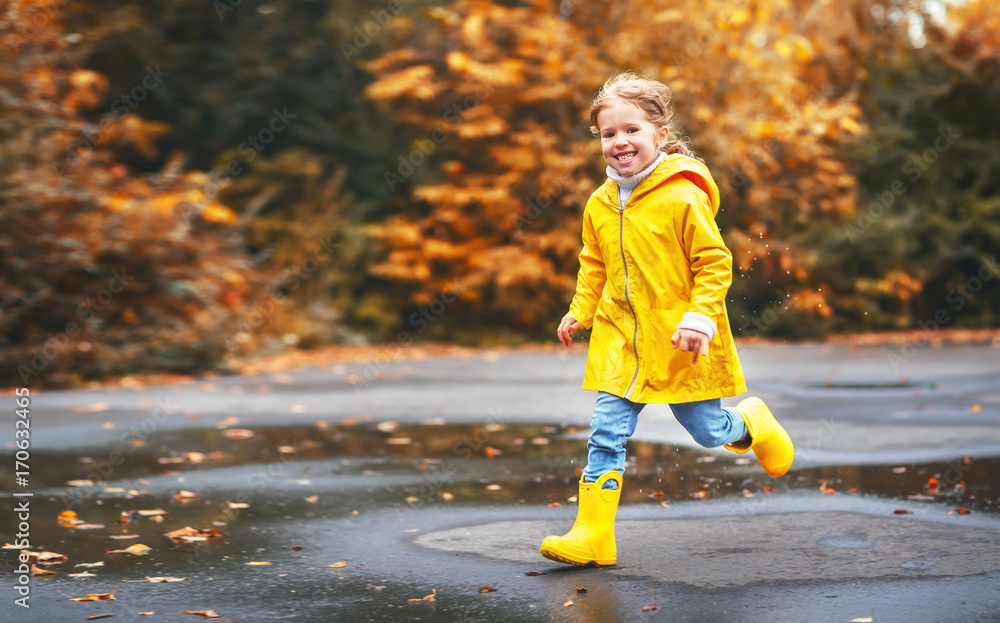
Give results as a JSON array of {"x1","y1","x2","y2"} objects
[{"x1": 540, "y1": 72, "x2": 794, "y2": 567}]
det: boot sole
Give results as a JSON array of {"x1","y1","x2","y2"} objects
[{"x1": 540, "y1": 549, "x2": 614, "y2": 567}]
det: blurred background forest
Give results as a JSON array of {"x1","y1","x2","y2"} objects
[{"x1": 1, "y1": 0, "x2": 999, "y2": 387}]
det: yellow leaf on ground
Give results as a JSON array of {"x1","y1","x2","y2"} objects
[
  {"x1": 68, "y1": 593, "x2": 115, "y2": 601},
  {"x1": 106, "y1": 544, "x2": 151, "y2": 555},
  {"x1": 245, "y1": 562, "x2": 272, "y2": 566},
  {"x1": 408, "y1": 589, "x2": 437, "y2": 603},
  {"x1": 31, "y1": 564, "x2": 55, "y2": 576},
  {"x1": 180, "y1": 611, "x2": 220, "y2": 619},
  {"x1": 69, "y1": 571, "x2": 96, "y2": 578},
  {"x1": 329, "y1": 562, "x2": 348, "y2": 568}
]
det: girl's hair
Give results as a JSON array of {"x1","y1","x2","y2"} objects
[{"x1": 589, "y1": 71, "x2": 700, "y2": 161}]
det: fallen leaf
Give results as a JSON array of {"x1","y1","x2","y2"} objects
[
  {"x1": 329, "y1": 562, "x2": 348, "y2": 568},
  {"x1": 642, "y1": 604, "x2": 660, "y2": 612},
  {"x1": 69, "y1": 571, "x2": 96, "y2": 578},
  {"x1": 106, "y1": 543, "x2": 151, "y2": 555},
  {"x1": 164, "y1": 527, "x2": 222, "y2": 542},
  {"x1": 485, "y1": 447, "x2": 503, "y2": 458},
  {"x1": 530, "y1": 437, "x2": 550, "y2": 446},
  {"x1": 225, "y1": 501, "x2": 249, "y2": 509},
  {"x1": 907, "y1": 494, "x2": 934, "y2": 501},
  {"x1": 548, "y1": 502, "x2": 563, "y2": 508},
  {"x1": 137, "y1": 509, "x2": 167, "y2": 517},
  {"x1": 650, "y1": 491, "x2": 665, "y2": 498},
  {"x1": 67, "y1": 479, "x2": 96, "y2": 487},
  {"x1": 486, "y1": 484, "x2": 502, "y2": 491},
  {"x1": 849, "y1": 617, "x2": 873, "y2": 622},
  {"x1": 75, "y1": 562, "x2": 105, "y2": 568},
  {"x1": 376, "y1": 421, "x2": 399, "y2": 433},
  {"x1": 31, "y1": 564, "x2": 55, "y2": 575},
  {"x1": 441, "y1": 492, "x2": 454, "y2": 501},
  {"x1": 158, "y1": 456, "x2": 186, "y2": 464},
  {"x1": 971, "y1": 404, "x2": 982, "y2": 413},
  {"x1": 223, "y1": 428, "x2": 254, "y2": 440},
  {"x1": 305, "y1": 496, "x2": 319, "y2": 504},
  {"x1": 245, "y1": 562, "x2": 271, "y2": 566},
  {"x1": 893, "y1": 509, "x2": 912, "y2": 514},
  {"x1": 524, "y1": 571, "x2": 546, "y2": 576},
  {"x1": 180, "y1": 610, "x2": 220, "y2": 619},
  {"x1": 563, "y1": 599, "x2": 574, "y2": 607},
  {"x1": 386, "y1": 437, "x2": 412, "y2": 445},
  {"x1": 290, "y1": 545, "x2": 304, "y2": 551},
  {"x1": 109, "y1": 534, "x2": 141, "y2": 540},
  {"x1": 2, "y1": 543, "x2": 28, "y2": 549},
  {"x1": 892, "y1": 467, "x2": 906, "y2": 473},
  {"x1": 763, "y1": 486, "x2": 774, "y2": 493},
  {"x1": 68, "y1": 593, "x2": 115, "y2": 601},
  {"x1": 366, "y1": 584, "x2": 386, "y2": 590},
  {"x1": 174, "y1": 490, "x2": 198, "y2": 502},
  {"x1": 75, "y1": 523, "x2": 106, "y2": 530},
  {"x1": 30, "y1": 551, "x2": 68, "y2": 564},
  {"x1": 138, "y1": 610, "x2": 156, "y2": 615},
  {"x1": 955, "y1": 507, "x2": 972, "y2": 515},
  {"x1": 58, "y1": 510, "x2": 83, "y2": 526},
  {"x1": 479, "y1": 586, "x2": 497, "y2": 593},
  {"x1": 408, "y1": 589, "x2": 436, "y2": 602},
  {"x1": 86, "y1": 615, "x2": 113, "y2": 620},
  {"x1": 576, "y1": 586, "x2": 588, "y2": 593},
  {"x1": 143, "y1": 577, "x2": 189, "y2": 582},
  {"x1": 692, "y1": 490, "x2": 709, "y2": 499}
]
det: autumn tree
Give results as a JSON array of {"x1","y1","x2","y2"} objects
[{"x1": 0, "y1": 0, "x2": 254, "y2": 386}]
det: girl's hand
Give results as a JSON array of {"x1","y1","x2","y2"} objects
[
  {"x1": 557, "y1": 315, "x2": 584, "y2": 346},
  {"x1": 671, "y1": 328, "x2": 709, "y2": 364}
]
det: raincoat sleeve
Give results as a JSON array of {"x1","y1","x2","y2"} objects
[
  {"x1": 675, "y1": 188, "x2": 733, "y2": 324},
  {"x1": 567, "y1": 207, "x2": 606, "y2": 330}
]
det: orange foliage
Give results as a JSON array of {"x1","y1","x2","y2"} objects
[{"x1": 364, "y1": 0, "x2": 875, "y2": 331}]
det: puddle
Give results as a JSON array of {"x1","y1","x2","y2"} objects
[
  {"x1": 805, "y1": 381, "x2": 939, "y2": 390},
  {"x1": 3, "y1": 421, "x2": 998, "y2": 621}
]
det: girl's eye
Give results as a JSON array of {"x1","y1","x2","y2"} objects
[
  {"x1": 627, "y1": 128, "x2": 638, "y2": 133},
  {"x1": 603, "y1": 132, "x2": 614, "y2": 139}
]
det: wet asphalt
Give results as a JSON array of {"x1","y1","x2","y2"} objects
[{"x1": 4, "y1": 341, "x2": 1000, "y2": 622}]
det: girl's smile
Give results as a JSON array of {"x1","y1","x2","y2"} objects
[{"x1": 597, "y1": 99, "x2": 669, "y2": 177}]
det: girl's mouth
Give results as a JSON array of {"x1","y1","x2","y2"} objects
[{"x1": 615, "y1": 152, "x2": 637, "y2": 164}]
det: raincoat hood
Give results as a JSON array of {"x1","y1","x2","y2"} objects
[
  {"x1": 597, "y1": 154, "x2": 721, "y2": 217},
  {"x1": 568, "y1": 154, "x2": 745, "y2": 403}
]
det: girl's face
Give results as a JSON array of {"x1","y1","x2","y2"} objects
[{"x1": 597, "y1": 99, "x2": 669, "y2": 177}]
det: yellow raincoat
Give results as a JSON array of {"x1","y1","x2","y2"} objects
[{"x1": 568, "y1": 154, "x2": 747, "y2": 403}]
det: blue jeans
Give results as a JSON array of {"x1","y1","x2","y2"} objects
[{"x1": 583, "y1": 391, "x2": 749, "y2": 485}]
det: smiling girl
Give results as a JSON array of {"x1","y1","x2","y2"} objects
[{"x1": 540, "y1": 72, "x2": 794, "y2": 567}]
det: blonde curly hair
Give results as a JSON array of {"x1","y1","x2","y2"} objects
[{"x1": 589, "y1": 71, "x2": 699, "y2": 161}]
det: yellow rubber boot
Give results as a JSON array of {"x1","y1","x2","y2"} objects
[
  {"x1": 540, "y1": 471, "x2": 622, "y2": 566},
  {"x1": 724, "y1": 397, "x2": 794, "y2": 478}
]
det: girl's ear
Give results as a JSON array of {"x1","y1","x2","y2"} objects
[{"x1": 657, "y1": 125, "x2": 670, "y2": 150}]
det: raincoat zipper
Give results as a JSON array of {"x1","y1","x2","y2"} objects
[{"x1": 617, "y1": 194, "x2": 640, "y2": 400}]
